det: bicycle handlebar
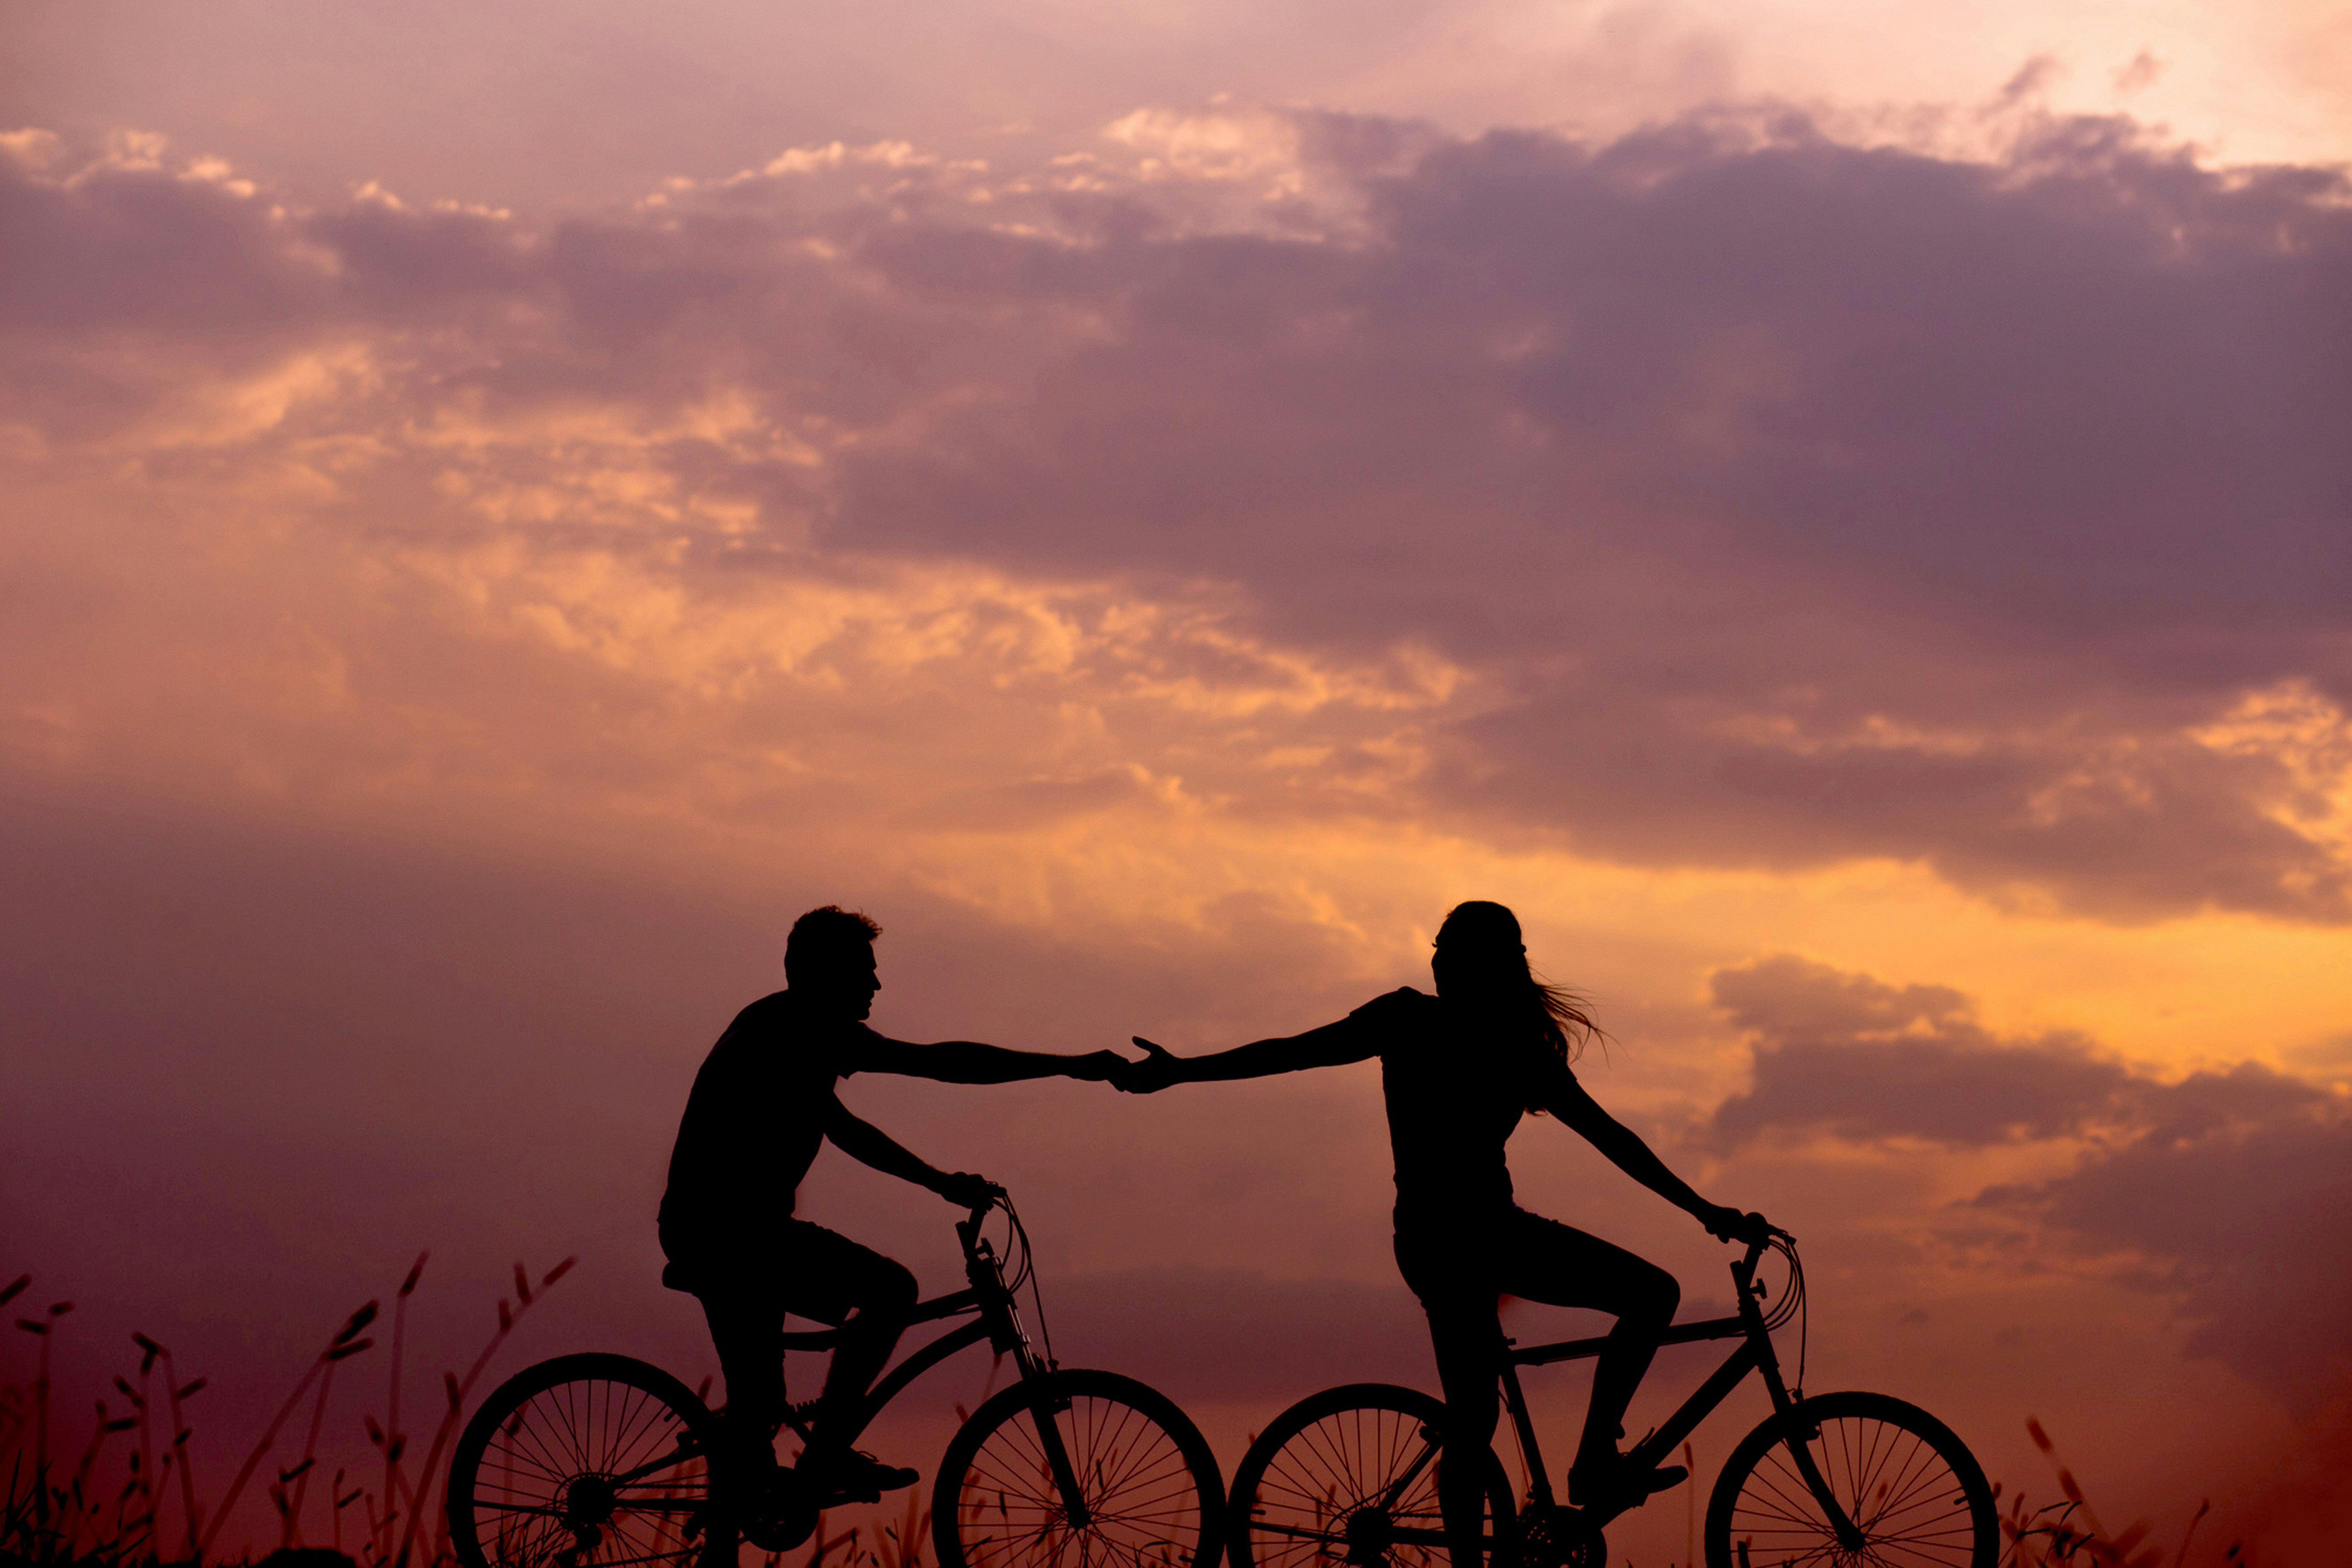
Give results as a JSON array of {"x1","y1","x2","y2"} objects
[
  {"x1": 1732, "y1": 1224, "x2": 1796, "y2": 1280},
  {"x1": 953, "y1": 1184, "x2": 1013, "y2": 1255}
]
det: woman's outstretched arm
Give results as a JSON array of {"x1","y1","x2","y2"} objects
[
  {"x1": 1544, "y1": 1075, "x2": 1765, "y2": 1242},
  {"x1": 1120, "y1": 1017, "x2": 1374, "y2": 1091}
]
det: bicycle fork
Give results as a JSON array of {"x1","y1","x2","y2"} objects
[
  {"x1": 1744, "y1": 1311, "x2": 1864, "y2": 1553},
  {"x1": 977, "y1": 1260, "x2": 1093, "y2": 1533},
  {"x1": 1016, "y1": 1361, "x2": 1094, "y2": 1530}
]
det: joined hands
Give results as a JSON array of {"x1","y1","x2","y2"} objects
[
  {"x1": 1061, "y1": 1050, "x2": 1134, "y2": 1083},
  {"x1": 1046, "y1": 1043, "x2": 1184, "y2": 1091},
  {"x1": 1110, "y1": 1037, "x2": 1185, "y2": 1094}
]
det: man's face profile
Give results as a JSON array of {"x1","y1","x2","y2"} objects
[{"x1": 798, "y1": 943, "x2": 881, "y2": 1023}]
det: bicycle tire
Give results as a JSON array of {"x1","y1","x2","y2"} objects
[
  {"x1": 1704, "y1": 1390, "x2": 1995, "y2": 1568},
  {"x1": 932, "y1": 1367, "x2": 1224, "y2": 1568},
  {"x1": 448, "y1": 1352, "x2": 732, "y2": 1568},
  {"x1": 1228, "y1": 1383, "x2": 1517, "y2": 1568}
]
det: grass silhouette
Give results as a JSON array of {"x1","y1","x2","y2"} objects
[
  {"x1": 1992, "y1": 1417, "x2": 2229, "y2": 1568},
  {"x1": 3, "y1": 1267, "x2": 2256, "y2": 1568},
  {"x1": 2, "y1": 1257, "x2": 571, "y2": 1568}
]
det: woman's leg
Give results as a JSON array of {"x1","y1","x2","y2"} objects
[
  {"x1": 1424, "y1": 1294, "x2": 1505, "y2": 1568},
  {"x1": 1399, "y1": 1228, "x2": 1504, "y2": 1568},
  {"x1": 1494, "y1": 1210, "x2": 1680, "y2": 1498}
]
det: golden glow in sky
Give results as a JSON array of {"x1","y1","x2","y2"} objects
[{"x1": 4, "y1": 4, "x2": 2350, "y2": 1561}]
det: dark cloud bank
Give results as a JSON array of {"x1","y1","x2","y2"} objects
[
  {"x1": 1711, "y1": 953, "x2": 2352, "y2": 1401},
  {"x1": 7, "y1": 101, "x2": 2352, "y2": 925}
]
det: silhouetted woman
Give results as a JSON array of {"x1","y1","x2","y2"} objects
[{"x1": 1122, "y1": 901, "x2": 1767, "y2": 1561}]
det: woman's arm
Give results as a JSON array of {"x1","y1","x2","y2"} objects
[
  {"x1": 1120, "y1": 1016, "x2": 1374, "y2": 1092},
  {"x1": 1544, "y1": 1075, "x2": 1762, "y2": 1242}
]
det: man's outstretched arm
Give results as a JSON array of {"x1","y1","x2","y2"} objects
[
  {"x1": 823, "y1": 1100, "x2": 994, "y2": 1204},
  {"x1": 860, "y1": 1035, "x2": 1125, "y2": 1084}
]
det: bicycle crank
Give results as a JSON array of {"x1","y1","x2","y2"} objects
[{"x1": 1514, "y1": 1506, "x2": 1605, "y2": 1568}]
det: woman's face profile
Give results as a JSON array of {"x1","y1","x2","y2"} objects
[{"x1": 1432, "y1": 939, "x2": 1506, "y2": 1001}]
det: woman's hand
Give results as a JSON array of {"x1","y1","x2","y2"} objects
[{"x1": 1112, "y1": 1038, "x2": 1187, "y2": 1094}]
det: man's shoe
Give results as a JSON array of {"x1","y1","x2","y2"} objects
[
  {"x1": 803, "y1": 1447, "x2": 920, "y2": 1502},
  {"x1": 1566, "y1": 1457, "x2": 1688, "y2": 1510}
]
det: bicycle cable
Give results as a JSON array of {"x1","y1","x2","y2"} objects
[
  {"x1": 1759, "y1": 1233, "x2": 1808, "y2": 1397},
  {"x1": 996, "y1": 1194, "x2": 1059, "y2": 1372}
]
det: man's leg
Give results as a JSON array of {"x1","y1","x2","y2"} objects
[
  {"x1": 780, "y1": 1222, "x2": 920, "y2": 1473},
  {"x1": 1496, "y1": 1211, "x2": 1680, "y2": 1502},
  {"x1": 695, "y1": 1284, "x2": 789, "y2": 1482}
]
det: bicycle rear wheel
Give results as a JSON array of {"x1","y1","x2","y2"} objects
[
  {"x1": 1228, "y1": 1383, "x2": 1517, "y2": 1568},
  {"x1": 932, "y1": 1368, "x2": 1223, "y2": 1568},
  {"x1": 1704, "y1": 1391, "x2": 1994, "y2": 1568},
  {"x1": 448, "y1": 1352, "x2": 731, "y2": 1568}
]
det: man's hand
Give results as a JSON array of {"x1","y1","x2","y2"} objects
[
  {"x1": 936, "y1": 1171, "x2": 1002, "y2": 1210},
  {"x1": 1703, "y1": 1206, "x2": 1775, "y2": 1246},
  {"x1": 1112, "y1": 1038, "x2": 1187, "y2": 1094},
  {"x1": 1062, "y1": 1050, "x2": 1130, "y2": 1083}
]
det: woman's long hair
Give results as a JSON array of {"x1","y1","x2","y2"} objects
[{"x1": 1435, "y1": 900, "x2": 1603, "y2": 1063}]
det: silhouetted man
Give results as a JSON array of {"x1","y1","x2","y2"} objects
[{"x1": 659, "y1": 905, "x2": 1120, "y2": 1507}]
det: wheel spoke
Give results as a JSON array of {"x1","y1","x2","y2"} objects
[
  {"x1": 1235, "y1": 1394, "x2": 1504, "y2": 1568},
  {"x1": 451, "y1": 1363, "x2": 720, "y2": 1568},
  {"x1": 1716, "y1": 1400, "x2": 1990, "y2": 1568},
  {"x1": 942, "y1": 1378, "x2": 1215, "y2": 1568}
]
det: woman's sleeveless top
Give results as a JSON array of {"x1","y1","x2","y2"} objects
[{"x1": 1347, "y1": 987, "x2": 1574, "y2": 1234}]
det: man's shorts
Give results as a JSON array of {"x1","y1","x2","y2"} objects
[{"x1": 663, "y1": 1217, "x2": 912, "y2": 1325}]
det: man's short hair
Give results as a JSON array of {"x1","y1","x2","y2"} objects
[{"x1": 785, "y1": 905, "x2": 882, "y2": 982}]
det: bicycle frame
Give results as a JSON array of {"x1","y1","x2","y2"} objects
[
  {"x1": 1495, "y1": 1235, "x2": 1861, "y2": 1545},
  {"x1": 764, "y1": 1202, "x2": 1093, "y2": 1526}
]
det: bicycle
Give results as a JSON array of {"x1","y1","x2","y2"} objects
[
  {"x1": 447, "y1": 1191, "x2": 1224, "y2": 1568},
  {"x1": 1226, "y1": 1229, "x2": 1995, "y2": 1568}
]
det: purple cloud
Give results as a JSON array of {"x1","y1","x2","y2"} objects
[
  {"x1": 1706, "y1": 950, "x2": 2350, "y2": 1399},
  {"x1": 1708, "y1": 954, "x2": 2135, "y2": 1146},
  {"x1": 6, "y1": 106, "x2": 2351, "y2": 920}
]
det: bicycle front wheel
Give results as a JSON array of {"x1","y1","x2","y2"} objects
[
  {"x1": 1704, "y1": 1391, "x2": 1995, "y2": 1568},
  {"x1": 932, "y1": 1368, "x2": 1223, "y2": 1568},
  {"x1": 448, "y1": 1352, "x2": 730, "y2": 1568},
  {"x1": 1228, "y1": 1383, "x2": 1516, "y2": 1568}
]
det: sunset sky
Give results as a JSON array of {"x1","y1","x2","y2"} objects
[{"x1": 5, "y1": 3, "x2": 2350, "y2": 1562}]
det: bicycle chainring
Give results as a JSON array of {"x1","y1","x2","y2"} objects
[
  {"x1": 743, "y1": 1470, "x2": 820, "y2": 1553},
  {"x1": 1510, "y1": 1506, "x2": 1605, "y2": 1568}
]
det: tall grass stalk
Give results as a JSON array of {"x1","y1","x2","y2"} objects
[
  {"x1": 2, "y1": 1258, "x2": 569, "y2": 1568},
  {"x1": 1998, "y1": 1417, "x2": 2238, "y2": 1568}
]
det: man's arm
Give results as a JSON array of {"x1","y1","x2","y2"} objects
[
  {"x1": 858, "y1": 1034, "x2": 1125, "y2": 1084},
  {"x1": 1120, "y1": 1016, "x2": 1376, "y2": 1091},
  {"x1": 1542, "y1": 1074, "x2": 1763, "y2": 1242},
  {"x1": 823, "y1": 1099, "x2": 993, "y2": 1205}
]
